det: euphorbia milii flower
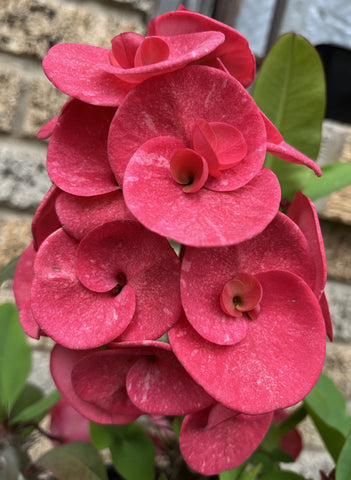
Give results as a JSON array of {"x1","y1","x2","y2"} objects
[
  {"x1": 109, "y1": 65, "x2": 320, "y2": 247},
  {"x1": 43, "y1": 27, "x2": 226, "y2": 106},
  {"x1": 168, "y1": 210, "x2": 327, "y2": 414},
  {"x1": 50, "y1": 341, "x2": 213, "y2": 423},
  {"x1": 30, "y1": 220, "x2": 181, "y2": 349},
  {"x1": 148, "y1": 4, "x2": 256, "y2": 87},
  {"x1": 179, "y1": 403, "x2": 272, "y2": 475}
]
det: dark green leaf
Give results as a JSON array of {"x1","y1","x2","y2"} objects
[
  {"x1": 0, "y1": 303, "x2": 31, "y2": 412},
  {"x1": 36, "y1": 442, "x2": 107, "y2": 480},
  {"x1": 110, "y1": 424, "x2": 155, "y2": 480},
  {"x1": 302, "y1": 162, "x2": 351, "y2": 200},
  {"x1": 240, "y1": 463, "x2": 262, "y2": 480},
  {"x1": 277, "y1": 406, "x2": 307, "y2": 435},
  {"x1": 303, "y1": 373, "x2": 351, "y2": 461},
  {"x1": 0, "y1": 256, "x2": 20, "y2": 286},
  {"x1": 261, "y1": 472, "x2": 308, "y2": 480},
  {"x1": 91, "y1": 423, "x2": 155, "y2": 480},
  {"x1": 10, "y1": 383, "x2": 43, "y2": 418},
  {"x1": 10, "y1": 389, "x2": 61, "y2": 424},
  {"x1": 336, "y1": 431, "x2": 351, "y2": 480},
  {"x1": 219, "y1": 462, "x2": 247, "y2": 480},
  {"x1": 252, "y1": 33, "x2": 325, "y2": 200},
  {"x1": 250, "y1": 451, "x2": 280, "y2": 475}
]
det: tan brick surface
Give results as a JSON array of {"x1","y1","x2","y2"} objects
[
  {"x1": 0, "y1": 213, "x2": 32, "y2": 270},
  {"x1": 0, "y1": 65, "x2": 21, "y2": 133},
  {"x1": 321, "y1": 220, "x2": 351, "y2": 283},
  {"x1": 22, "y1": 75, "x2": 67, "y2": 138},
  {"x1": 0, "y1": 0, "x2": 145, "y2": 60}
]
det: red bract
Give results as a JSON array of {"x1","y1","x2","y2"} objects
[
  {"x1": 180, "y1": 404, "x2": 272, "y2": 475},
  {"x1": 13, "y1": 242, "x2": 40, "y2": 339},
  {"x1": 42, "y1": 29, "x2": 225, "y2": 106},
  {"x1": 47, "y1": 99, "x2": 118, "y2": 196},
  {"x1": 55, "y1": 190, "x2": 134, "y2": 241},
  {"x1": 50, "y1": 344, "x2": 140, "y2": 424},
  {"x1": 148, "y1": 6, "x2": 256, "y2": 87},
  {"x1": 169, "y1": 211, "x2": 327, "y2": 414},
  {"x1": 109, "y1": 65, "x2": 321, "y2": 247},
  {"x1": 109, "y1": 65, "x2": 282, "y2": 246},
  {"x1": 50, "y1": 398, "x2": 91, "y2": 445},
  {"x1": 31, "y1": 185, "x2": 61, "y2": 250},
  {"x1": 287, "y1": 191, "x2": 333, "y2": 340},
  {"x1": 31, "y1": 220, "x2": 181, "y2": 349},
  {"x1": 50, "y1": 341, "x2": 213, "y2": 423}
]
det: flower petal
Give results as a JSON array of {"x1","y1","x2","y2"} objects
[
  {"x1": 76, "y1": 220, "x2": 182, "y2": 340},
  {"x1": 47, "y1": 99, "x2": 118, "y2": 196},
  {"x1": 31, "y1": 185, "x2": 61, "y2": 250},
  {"x1": 31, "y1": 229, "x2": 135, "y2": 349},
  {"x1": 50, "y1": 344, "x2": 139, "y2": 424},
  {"x1": 123, "y1": 136, "x2": 280, "y2": 247},
  {"x1": 169, "y1": 271, "x2": 326, "y2": 414},
  {"x1": 179, "y1": 404, "x2": 272, "y2": 475},
  {"x1": 43, "y1": 43, "x2": 132, "y2": 106},
  {"x1": 267, "y1": 141, "x2": 322, "y2": 177},
  {"x1": 55, "y1": 190, "x2": 133, "y2": 241}
]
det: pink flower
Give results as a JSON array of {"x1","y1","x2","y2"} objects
[
  {"x1": 180, "y1": 404, "x2": 272, "y2": 475},
  {"x1": 109, "y1": 65, "x2": 320, "y2": 247},
  {"x1": 46, "y1": 99, "x2": 119, "y2": 196},
  {"x1": 50, "y1": 398, "x2": 91, "y2": 445},
  {"x1": 42, "y1": 7, "x2": 257, "y2": 107},
  {"x1": 30, "y1": 220, "x2": 181, "y2": 349},
  {"x1": 50, "y1": 341, "x2": 213, "y2": 423},
  {"x1": 168, "y1": 207, "x2": 327, "y2": 414},
  {"x1": 148, "y1": 5, "x2": 256, "y2": 88}
]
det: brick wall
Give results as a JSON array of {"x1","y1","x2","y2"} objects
[{"x1": 0, "y1": 2, "x2": 351, "y2": 479}]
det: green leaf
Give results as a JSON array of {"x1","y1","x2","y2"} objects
[
  {"x1": 252, "y1": 33, "x2": 325, "y2": 200},
  {"x1": 36, "y1": 442, "x2": 107, "y2": 480},
  {"x1": 10, "y1": 383, "x2": 43, "y2": 418},
  {"x1": 303, "y1": 373, "x2": 351, "y2": 461},
  {"x1": 91, "y1": 422, "x2": 155, "y2": 480},
  {"x1": 250, "y1": 451, "x2": 280, "y2": 475},
  {"x1": 219, "y1": 462, "x2": 247, "y2": 480},
  {"x1": 0, "y1": 256, "x2": 20, "y2": 286},
  {"x1": 10, "y1": 389, "x2": 61, "y2": 424},
  {"x1": 0, "y1": 303, "x2": 31, "y2": 412},
  {"x1": 260, "y1": 472, "x2": 308, "y2": 480},
  {"x1": 336, "y1": 431, "x2": 351, "y2": 480},
  {"x1": 240, "y1": 463, "x2": 262, "y2": 480},
  {"x1": 302, "y1": 162, "x2": 351, "y2": 200},
  {"x1": 277, "y1": 406, "x2": 307, "y2": 435}
]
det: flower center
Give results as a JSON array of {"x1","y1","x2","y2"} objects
[
  {"x1": 109, "y1": 33, "x2": 169, "y2": 69},
  {"x1": 170, "y1": 119, "x2": 248, "y2": 193},
  {"x1": 220, "y1": 273, "x2": 262, "y2": 320},
  {"x1": 110, "y1": 272, "x2": 127, "y2": 296}
]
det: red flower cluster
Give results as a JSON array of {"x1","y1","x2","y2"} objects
[{"x1": 13, "y1": 6, "x2": 329, "y2": 476}]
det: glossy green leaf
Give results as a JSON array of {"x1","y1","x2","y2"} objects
[
  {"x1": 336, "y1": 431, "x2": 351, "y2": 480},
  {"x1": 36, "y1": 442, "x2": 107, "y2": 480},
  {"x1": 277, "y1": 406, "x2": 307, "y2": 435},
  {"x1": 10, "y1": 389, "x2": 61, "y2": 424},
  {"x1": 0, "y1": 256, "x2": 20, "y2": 286},
  {"x1": 302, "y1": 162, "x2": 351, "y2": 200},
  {"x1": 240, "y1": 463, "x2": 262, "y2": 480},
  {"x1": 261, "y1": 472, "x2": 308, "y2": 480},
  {"x1": 0, "y1": 303, "x2": 31, "y2": 412},
  {"x1": 303, "y1": 373, "x2": 351, "y2": 461},
  {"x1": 90, "y1": 422, "x2": 155, "y2": 480},
  {"x1": 252, "y1": 33, "x2": 325, "y2": 200},
  {"x1": 219, "y1": 462, "x2": 247, "y2": 480}
]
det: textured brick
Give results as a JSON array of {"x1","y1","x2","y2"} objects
[
  {"x1": 0, "y1": 213, "x2": 32, "y2": 270},
  {"x1": 321, "y1": 220, "x2": 351, "y2": 283},
  {"x1": 0, "y1": 65, "x2": 21, "y2": 133},
  {"x1": 0, "y1": 0, "x2": 145, "y2": 61},
  {"x1": 22, "y1": 74, "x2": 67, "y2": 138},
  {"x1": 324, "y1": 342, "x2": 351, "y2": 399},
  {"x1": 325, "y1": 280, "x2": 351, "y2": 341},
  {"x1": 0, "y1": 142, "x2": 51, "y2": 209}
]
